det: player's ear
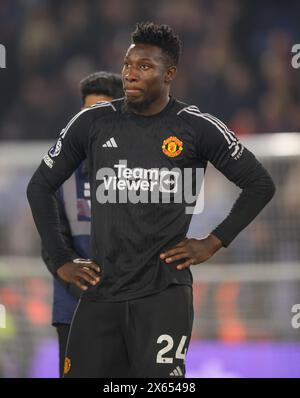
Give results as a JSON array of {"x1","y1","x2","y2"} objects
[{"x1": 164, "y1": 66, "x2": 177, "y2": 83}]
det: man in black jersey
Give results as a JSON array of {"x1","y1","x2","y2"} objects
[{"x1": 27, "y1": 22, "x2": 275, "y2": 378}]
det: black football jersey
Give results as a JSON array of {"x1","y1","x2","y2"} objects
[{"x1": 27, "y1": 97, "x2": 275, "y2": 301}]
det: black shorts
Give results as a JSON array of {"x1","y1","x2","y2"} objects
[
  {"x1": 63, "y1": 284, "x2": 193, "y2": 378},
  {"x1": 55, "y1": 324, "x2": 71, "y2": 378}
]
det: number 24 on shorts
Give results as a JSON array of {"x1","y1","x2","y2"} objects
[{"x1": 156, "y1": 335, "x2": 187, "y2": 364}]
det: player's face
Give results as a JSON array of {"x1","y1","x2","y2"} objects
[
  {"x1": 122, "y1": 43, "x2": 175, "y2": 111},
  {"x1": 83, "y1": 94, "x2": 113, "y2": 109}
]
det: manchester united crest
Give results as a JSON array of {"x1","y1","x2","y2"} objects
[{"x1": 162, "y1": 136, "x2": 183, "y2": 158}]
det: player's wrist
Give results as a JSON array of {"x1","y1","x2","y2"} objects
[{"x1": 204, "y1": 234, "x2": 223, "y2": 255}]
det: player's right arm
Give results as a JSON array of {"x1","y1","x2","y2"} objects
[
  {"x1": 41, "y1": 191, "x2": 78, "y2": 275},
  {"x1": 41, "y1": 193, "x2": 87, "y2": 296},
  {"x1": 27, "y1": 108, "x2": 100, "y2": 290}
]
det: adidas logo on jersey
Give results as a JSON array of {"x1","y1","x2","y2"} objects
[
  {"x1": 102, "y1": 137, "x2": 118, "y2": 148},
  {"x1": 169, "y1": 366, "x2": 183, "y2": 377}
]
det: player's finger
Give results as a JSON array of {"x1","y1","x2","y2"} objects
[
  {"x1": 77, "y1": 270, "x2": 99, "y2": 286},
  {"x1": 75, "y1": 279, "x2": 88, "y2": 291},
  {"x1": 83, "y1": 262, "x2": 101, "y2": 273},
  {"x1": 160, "y1": 247, "x2": 186, "y2": 259},
  {"x1": 165, "y1": 252, "x2": 189, "y2": 263},
  {"x1": 74, "y1": 258, "x2": 101, "y2": 273},
  {"x1": 80, "y1": 267, "x2": 100, "y2": 282},
  {"x1": 176, "y1": 258, "x2": 195, "y2": 270}
]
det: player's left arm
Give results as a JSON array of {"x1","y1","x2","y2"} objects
[{"x1": 161, "y1": 115, "x2": 275, "y2": 269}]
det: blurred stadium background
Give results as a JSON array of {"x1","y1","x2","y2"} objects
[{"x1": 0, "y1": 0, "x2": 300, "y2": 378}]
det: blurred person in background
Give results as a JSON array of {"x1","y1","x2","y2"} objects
[
  {"x1": 41, "y1": 71, "x2": 123, "y2": 377},
  {"x1": 27, "y1": 21, "x2": 275, "y2": 378}
]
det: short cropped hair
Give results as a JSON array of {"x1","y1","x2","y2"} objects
[
  {"x1": 131, "y1": 21, "x2": 182, "y2": 66},
  {"x1": 79, "y1": 71, "x2": 123, "y2": 102}
]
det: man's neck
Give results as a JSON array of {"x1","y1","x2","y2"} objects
[{"x1": 129, "y1": 93, "x2": 170, "y2": 116}]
